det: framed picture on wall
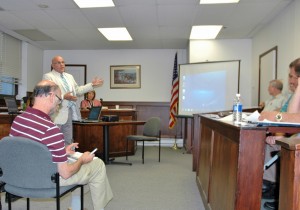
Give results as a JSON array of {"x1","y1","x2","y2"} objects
[{"x1": 110, "y1": 65, "x2": 141, "y2": 89}]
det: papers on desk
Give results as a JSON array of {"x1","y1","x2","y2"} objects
[
  {"x1": 218, "y1": 112, "x2": 256, "y2": 122},
  {"x1": 208, "y1": 110, "x2": 300, "y2": 127},
  {"x1": 256, "y1": 120, "x2": 300, "y2": 127},
  {"x1": 243, "y1": 110, "x2": 300, "y2": 127},
  {"x1": 244, "y1": 110, "x2": 260, "y2": 122}
]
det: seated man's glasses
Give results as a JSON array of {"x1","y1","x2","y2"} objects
[{"x1": 52, "y1": 93, "x2": 62, "y2": 104}]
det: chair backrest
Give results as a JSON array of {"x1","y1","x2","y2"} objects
[
  {"x1": 0, "y1": 136, "x2": 57, "y2": 189},
  {"x1": 143, "y1": 117, "x2": 161, "y2": 137}
]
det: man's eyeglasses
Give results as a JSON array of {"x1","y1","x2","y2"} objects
[{"x1": 55, "y1": 94, "x2": 63, "y2": 104}]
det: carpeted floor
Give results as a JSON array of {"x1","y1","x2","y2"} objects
[{"x1": 0, "y1": 146, "x2": 271, "y2": 210}]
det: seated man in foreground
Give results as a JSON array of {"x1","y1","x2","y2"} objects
[{"x1": 9, "y1": 80, "x2": 113, "y2": 210}]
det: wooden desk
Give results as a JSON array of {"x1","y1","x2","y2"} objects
[
  {"x1": 193, "y1": 115, "x2": 300, "y2": 210},
  {"x1": 276, "y1": 137, "x2": 300, "y2": 210},
  {"x1": 195, "y1": 115, "x2": 266, "y2": 210},
  {"x1": 0, "y1": 113, "x2": 17, "y2": 139},
  {"x1": 73, "y1": 120, "x2": 145, "y2": 164},
  {"x1": 81, "y1": 109, "x2": 137, "y2": 120}
]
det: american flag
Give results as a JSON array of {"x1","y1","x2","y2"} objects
[{"x1": 169, "y1": 53, "x2": 179, "y2": 129}]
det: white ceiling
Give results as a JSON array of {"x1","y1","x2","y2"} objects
[{"x1": 0, "y1": 0, "x2": 294, "y2": 50}]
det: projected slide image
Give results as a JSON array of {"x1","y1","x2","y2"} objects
[{"x1": 181, "y1": 71, "x2": 226, "y2": 113}]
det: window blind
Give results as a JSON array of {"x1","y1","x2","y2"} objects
[{"x1": 0, "y1": 32, "x2": 22, "y2": 93}]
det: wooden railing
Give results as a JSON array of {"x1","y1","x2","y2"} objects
[{"x1": 276, "y1": 137, "x2": 300, "y2": 210}]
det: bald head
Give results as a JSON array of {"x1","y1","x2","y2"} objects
[
  {"x1": 51, "y1": 56, "x2": 65, "y2": 73},
  {"x1": 33, "y1": 80, "x2": 60, "y2": 98},
  {"x1": 32, "y1": 80, "x2": 62, "y2": 115}
]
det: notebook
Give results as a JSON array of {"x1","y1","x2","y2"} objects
[
  {"x1": 4, "y1": 97, "x2": 21, "y2": 114},
  {"x1": 81, "y1": 106, "x2": 102, "y2": 122}
]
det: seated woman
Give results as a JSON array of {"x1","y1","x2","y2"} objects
[{"x1": 80, "y1": 90, "x2": 101, "y2": 110}]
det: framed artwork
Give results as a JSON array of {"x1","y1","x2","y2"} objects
[{"x1": 110, "y1": 65, "x2": 141, "y2": 89}]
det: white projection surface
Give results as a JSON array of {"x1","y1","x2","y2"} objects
[{"x1": 178, "y1": 61, "x2": 240, "y2": 116}]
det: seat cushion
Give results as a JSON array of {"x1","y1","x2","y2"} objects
[
  {"x1": 5, "y1": 184, "x2": 78, "y2": 198},
  {"x1": 127, "y1": 135, "x2": 158, "y2": 141}
]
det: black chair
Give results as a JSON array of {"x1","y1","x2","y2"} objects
[
  {"x1": 0, "y1": 181, "x2": 5, "y2": 210},
  {"x1": 0, "y1": 136, "x2": 84, "y2": 210},
  {"x1": 126, "y1": 117, "x2": 161, "y2": 164}
]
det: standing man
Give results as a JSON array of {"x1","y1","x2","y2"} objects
[
  {"x1": 260, "y1": 79, "x2": 286, "y2": 111},
  {"x1": 9, "y1": 80, "x2": 113, "y2": 210},
  {"x1": 43, "y1": 55, "x2": 104, "y2": 145}
]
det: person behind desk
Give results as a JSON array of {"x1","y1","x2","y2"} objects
[
  {"x1": 259, "y1": 58, "x2": 300, "y2": 210},
  {"x1": 9, "y1": 80, "x2": 113, "y2": 210},
  {"x1": 259, "y1": 79, "x2": 286, "y2": 111},
  {"x1": 80, "y1": 90, "x2": 102, "y2": 110}
]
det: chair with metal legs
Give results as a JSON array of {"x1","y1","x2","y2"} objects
[
  {"x1": 0, "y1": 136, "x2": 85, "y2": 210},
  {"x1": 126, "y1": 117, "x2": 161, "y2": 164}
]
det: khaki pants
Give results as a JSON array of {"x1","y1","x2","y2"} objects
[{"x1": 60, "y1": 158, "x2": 113, "y2": 210}]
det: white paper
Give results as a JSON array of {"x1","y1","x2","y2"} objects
[
  {"x1": 244, "y1": 110, "x2": 260, "y2": 122},
  {"x1": 68, "y1": 152, "x2": 97, "y2": 163}
]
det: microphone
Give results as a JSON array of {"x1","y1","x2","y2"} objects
[{"x1": 100, "y1": 98, "x2": 103, "y2": 103}]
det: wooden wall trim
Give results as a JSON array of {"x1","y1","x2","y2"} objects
[{"x1": 103, "y1": 101, "x2": 182, "y2": 138}]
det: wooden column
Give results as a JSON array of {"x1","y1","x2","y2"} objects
[{"x1": 276, "y1": 138, "x2": 300, "y2": 210}]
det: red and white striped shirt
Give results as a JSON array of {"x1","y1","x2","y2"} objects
[{"x1": 9, "y1": 107, "x2": 67, "y2": 163}]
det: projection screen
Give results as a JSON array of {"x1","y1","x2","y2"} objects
[{"x1": 178, "y1": 60, "x2": 240, "y2": 116}]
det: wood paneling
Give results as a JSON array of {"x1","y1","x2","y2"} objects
[
  {"x1": 103, "y1": 101, "x2": 182, "y2": 138},
  {"x1": 195, "y1": 115, "x2": 266, "y2": 210},
  {"x1": 74, "y1": 110, "x2": 140, "y2": 158},
  {"x1": 276, "y1": 138, "x2": 300, "y2": 210},
  {"x1": 0, "y1": 114, "x2": 16, "y2": 139}
]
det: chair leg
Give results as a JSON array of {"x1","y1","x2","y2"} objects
[
  {"x1": 142, "y1": 141, "x2": 144, "y2": 164},
  {"x1": 159, "y1": 138, "x2": 161, "y2": 162},
  {"x1": 27, "y1": 198, "x2": 30, "y2": 210},
  {"x1": 126, "y1": 139, "x2": 128, "y2": 160},
  {"x1": 56, "y1": 196, "x2": 60, "y2": 210},
  {"x1": 81, "y1": 185, "x2": 84, "y2": 210},
  {"x1": 7, "y1": 193, "x2": 11, "y2": 210}
]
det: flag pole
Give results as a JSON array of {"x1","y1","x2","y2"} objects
[
  {"x1": 169, "y1": 52, "x2": 179, "y2": 150},
  {"x1": 172, "y1": 129, "x2": 179, "y2": 150}
]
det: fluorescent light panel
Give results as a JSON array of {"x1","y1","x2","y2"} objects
[
  {"x1": 73, "y1": 0, "x2": 115, "y2": 8},
  {"x1": 190, "y1": 25, "x2": 222, "y2": 40},
  {"x1": 98, "y1": 28, "x2": 132, "y2": 41},
  {"x1": 200, "y1": 0, "x2": 239, "y2": 4}
]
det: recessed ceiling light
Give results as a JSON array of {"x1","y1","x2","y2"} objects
[
  {"x1": 190, "y1": 25, "x2": 223, "y2": 40},
  {"x1": 98, "y1": 28, "x2": 133, "y2": 41},
  {"x1": 200, "y1": 0, "x2": 239, "y2": 4},
  {"x1": 73, "y1": 0, "x2": 115, "y2": 8}
]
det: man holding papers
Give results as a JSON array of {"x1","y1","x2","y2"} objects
[{"x1": 9, "y1": 80, "x2": 113, "y2": 210}]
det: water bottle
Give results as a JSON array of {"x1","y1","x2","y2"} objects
[{"x1": 233, "y1": 93, "x2": 242, "y2": 122}]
